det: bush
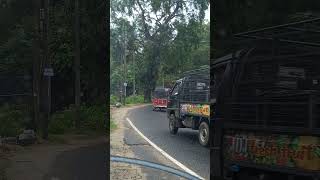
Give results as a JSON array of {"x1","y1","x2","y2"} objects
[
  {"x1": 110, "y1": 95, "x2": 118, "y2": 105},
  {"x1": 49, "y1": 109, "x2": 74, "y2": 134},
  {"x1": 125, "y1": 95, "x2": 144, "y2": 104},
  {"x1": 0, "y1": 104, "x2": 29, "y2": 137},
  {"x1": 109, "y1": 115, "x2": 117, "y2": 132},
  {"x1": 79, "y1": 105, "x2": 106, "y2": 132},
  {"x1": 49, "y1": 104, "x2": 106, "y2": 134}
]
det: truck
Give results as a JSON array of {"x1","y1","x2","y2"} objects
[
  {"x1": 211, "y1": 18, "x2": 320, "y2": 180},
  {"x1": 152, "y1": 87, "x2": 170, "y2": 111},
  {"x1": 167, "y1": 66, "x2": 211, "y2": 146}
]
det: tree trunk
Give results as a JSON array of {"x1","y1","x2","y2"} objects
[{"x1": 144, "y1": 89, "x2": 151, "y2": 102}]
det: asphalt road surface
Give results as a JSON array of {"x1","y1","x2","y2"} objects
[
  {"x1": 44, "y1": 143, "x2": 107, "y2": 180},
  {"x1": 126, "y1": 105, "x2": 210, "y2": 179}
]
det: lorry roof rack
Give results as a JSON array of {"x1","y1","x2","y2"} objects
[
  {"x1": 234, "y1": 18, "x2": 320, "y2": 47},
  {"x1": 182, "y1": 65, "x2": 209, "y2": 77},
  {"x1": 211, "y1": 50, "x2": 244, "y2": 68}
]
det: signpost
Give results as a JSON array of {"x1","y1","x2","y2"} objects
[
  {"x1": 43, "y1": 68, "x2": 54, "y2": 77},
  {"x1": 123, "y1": 82, "x2": 127, "y2": 105}
]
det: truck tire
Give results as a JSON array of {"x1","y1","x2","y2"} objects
[
  {"x1": 169, "y1": 114, "x2": 178, "y2": 134},
  {"x1": 198, "y1": 121, "x2": 210, "y2": 147}
]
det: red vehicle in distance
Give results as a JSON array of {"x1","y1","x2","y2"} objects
[{"x1": 152, "y1": 87, "x2": 169, "y2": 111}]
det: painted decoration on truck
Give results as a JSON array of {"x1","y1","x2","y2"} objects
[
  {"x1": 223, "y1": 130, "x2": 320, "y2": 171},
  {"x1": 180, "y1": 103, "x2": 210, "y2": 117}
]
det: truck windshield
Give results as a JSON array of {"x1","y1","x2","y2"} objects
[{"x1": 153, "y1": 90, "x2": 167, "y2": 98}]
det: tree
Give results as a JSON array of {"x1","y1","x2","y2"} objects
[{"x1": 111, "y1": 0, "x2": 209, "y2": 101}]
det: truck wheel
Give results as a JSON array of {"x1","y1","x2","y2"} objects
[
  {"x1": 169, "y1": 114, "x2": 178, "y2": 134},
  {"x1": 198, "y1": 121, "x2": 209, "y2": 147}
]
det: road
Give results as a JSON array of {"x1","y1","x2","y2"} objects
[
  {"x1": 44, "y1": 143, "x2": 107, "y2": 180},
  {"x1": 125, "y1": 105, "x2": 210, "y2": 179}
]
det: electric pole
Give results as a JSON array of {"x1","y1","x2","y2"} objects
[
  {"x1": 132, "y1": 51, "x2": 136, "y2": 96},
  {"x1": 74, "y1": 0, "x2": 81, "y2": 128},
  {"x1": 33, "y1": 0, "x2": 40, "y2": 132},
  {"x1": 163, "y1": 72, "x2": 165, "y2": 88},
  {"x1": 123, "y1": 22, "x2": 127, "y2": 106},
  {"x1": 39, "y1": 0, "x2": 50, "y2": 139}
]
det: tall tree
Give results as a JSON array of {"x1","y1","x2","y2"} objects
[{"x1": 111, "y1": 0, "x2": 209, "y2": 101}]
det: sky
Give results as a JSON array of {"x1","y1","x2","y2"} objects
[{"x1": 205, "y1": 5, "x2": 210, "y2": 23}]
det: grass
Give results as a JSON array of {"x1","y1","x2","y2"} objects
[
  {"x1": 110, "y1": 118, "x2": 117, "y2": 132},
  {"x1": 125, "y1": 95, "x2": 144, "y2": 105},
  {"x1": 49, "y1": 104, "x2": 106, "y2": 135}
]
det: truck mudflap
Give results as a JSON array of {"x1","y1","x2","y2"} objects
[
  {"x1": 180, "y1": 103, "x2": 210, "y2": 117},
  {"x1": 223, "y1": 130, "x2": 320, "y2": 171}
]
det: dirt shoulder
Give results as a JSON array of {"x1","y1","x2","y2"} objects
[
  {"x1": 0, "y1": 133, "x2": 106, "y2": 180},
  {"x1": 110, "y1": 104, "x2": 149, "y2": 180}
]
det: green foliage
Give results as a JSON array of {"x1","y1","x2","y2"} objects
[
  {"x1": 49, "y1": 109, "x2": 74, "y2": 134},
  {"x1": 49, "y1": 104, "x2": 106, "y2": 134},
  {"x1": 0, "y1": 104, "x2": 29, "y2": 137},
  {"x1": 78, "y1": 105, "x2": 106, "y2": 132},
  {"x1": 125, "y1": 95, "x2": 144, "y2": 105},
  {"x1": 0, "y1": 25, "x2": 33, "y2": 74},
  {"x1": 111, "y1": 0, "x2": 210, "y2": 100},
  {"x1": 110, "y1": 118, "x2": 117, "y2": 132},
  {"x1": 110, "y1": 95, "x2": 118, "y2": 105}
]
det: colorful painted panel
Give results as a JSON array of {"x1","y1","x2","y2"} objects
[
  {"x1": 180, "y1": 103, "x2": 210, "y2": 117},
  {"x1": 223, "y1": 130, "x2": 320, "y2": 171}
]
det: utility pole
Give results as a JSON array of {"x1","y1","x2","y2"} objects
[
  {"x1": 39, "y1": 0, "x2": 50, "y2": 139},
  {"x1": 33, "y1": 0, "x2": 40, "y2": 132},
  {"x1": 162, "y1": 65, "x2": 165, "y2": 88},
  {"x1": 123, "y1": 22, "x2": 127, "y2": 106},
  {"x1": 163, "y1": 71, "x2": 165, "y2": 88},
  {"x1": 74, "y1": 0, "x2": 81, "y2": 129},
  {"x1": 132, "y1": 51, "x2": 136, "y2": 96}
]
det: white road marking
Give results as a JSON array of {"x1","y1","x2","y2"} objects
[{"x1": 126, "y1": 117, "x2": 205, "y2": 180}]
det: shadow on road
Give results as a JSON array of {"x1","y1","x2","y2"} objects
[{"x1": 44, "y1": 143, "x2": 107, "y2": 180}]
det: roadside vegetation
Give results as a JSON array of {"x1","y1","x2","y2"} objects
[
  {"x1": 125, "y1": 95, "x2": 144, "y2": 105},
  {"x1": 0, "y1": 104, "x2": 30, "y2": 137},
  {"x1": 110, "y1": 95, "x2": 118, "y2": 105},
  {"x1": 48, "y1": 105, "x2": 106, "y2": 135},
  {"x1": 110, "y1": 117, "x2": 117, "y2": 132},
  {"x1": 0, "y1": 0, "x2": 107, "y2": 139}
]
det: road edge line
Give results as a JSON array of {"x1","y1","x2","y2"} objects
[{"x1": 126, "y1": 117, "x2": 205, "y2": 180}]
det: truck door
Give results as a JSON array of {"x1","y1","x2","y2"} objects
[{"x1": 168, "y1": 81, "x2": 182, "y2": 115}]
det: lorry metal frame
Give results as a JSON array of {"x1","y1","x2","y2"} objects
[{"x1": 211, "y1": 18, "x2": 320, "y2": 180}]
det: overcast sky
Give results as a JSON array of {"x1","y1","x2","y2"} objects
[{"x1": 205, "y1": 5, "x2": 210, "y2": 22}]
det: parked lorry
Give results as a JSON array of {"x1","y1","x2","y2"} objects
[
  {"x1": 167, "y1": 66, "x2": 211, "y2": 146},
  {"x1": 211, "y1": 19, "x2": 320, "y2": 180}
]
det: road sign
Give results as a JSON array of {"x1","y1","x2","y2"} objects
[
  {"x1": 43, "y1": 68, "x2": 54, "y2": 77},
  {"x1": 124, "y1": 82, "x2": 127, "y2": 87}
]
